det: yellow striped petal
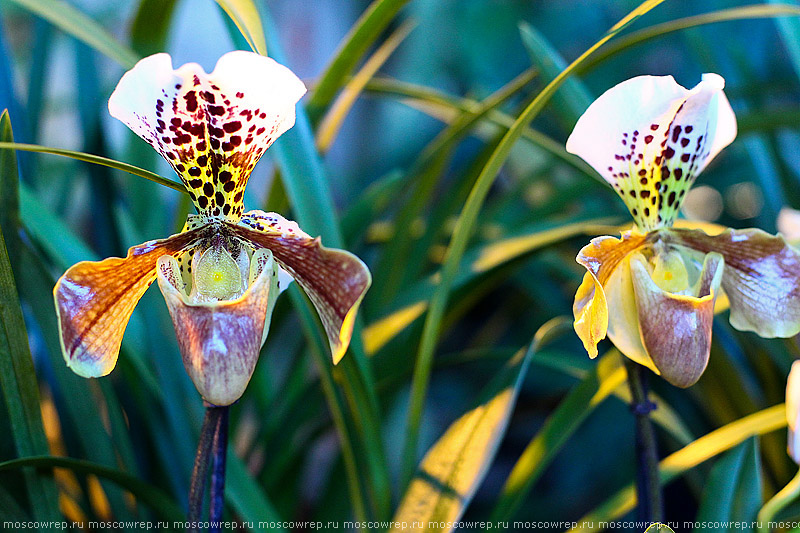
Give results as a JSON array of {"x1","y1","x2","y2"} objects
[{"x1": 54, "y1": 228, "x2": 205, "y2": 377}]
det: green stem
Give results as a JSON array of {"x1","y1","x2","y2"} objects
[
  {"x1": 758, "y1": 468, "x2": 800, "y2": 533},
  {"x1": 624, "y1": 359, "x2": 663, "y2": 523}
]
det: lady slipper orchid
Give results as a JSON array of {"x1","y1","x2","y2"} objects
[
  {"x1": 54, "y1": 51, "x2": 371, "y2": 406},
  {"x1": 566, "y1": 74, "x2": 800, "y2": 388}
]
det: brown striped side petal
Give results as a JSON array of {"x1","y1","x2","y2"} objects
[
  {"x1": 230, "y1": 211, "x2": 371, "y2": 364},
  {"x1": 666, "y1": 227, "x2": 800, "y2": 338},
  {"x1": 54, "y1": 228, "x2": 205, "y2": 378}
]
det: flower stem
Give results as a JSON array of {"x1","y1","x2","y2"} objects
[
  {"x1": 209, "y1": 406, "x2": 229, "y2": 532},
  {"x1": 757, "y1": 468, "x2": 800, "y2": 533},
  {"x1": 624, "y1": 359, "x2": 663, "y2": 523},
  {"x1": 187, "y1": 405, "x2": 228, "y2": 533}
]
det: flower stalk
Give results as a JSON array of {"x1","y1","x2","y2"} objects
[
  {"x1": 624, "y1": 358, "x2": 663, "y2": 523},
  {"x1": 187, "y1": 404, "x2": 230, "y2": 532},
  {"x1": 209, "y1": 406, "x2": 229, "y2": 531}
]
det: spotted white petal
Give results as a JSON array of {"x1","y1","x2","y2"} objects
[
  {"x1": 108, "y1": 51, "x2": 306, "y2": 221},
  {"x1": 566, "y1": 74, "x2": 736, "y2": 231}
]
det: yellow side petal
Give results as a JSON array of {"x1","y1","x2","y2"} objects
[
  {"x1": 605, "y1": 252, "x2": 658, "y2": 373},
  {"x1": 573, "y1": 231, "x2": 647, "y2": 359},
  {"x1": 573, "y1": 271, "x2": 606, "y2": 358},
  {"x1": 54, "y1": 228, "x2": 205, "y2": 378}
]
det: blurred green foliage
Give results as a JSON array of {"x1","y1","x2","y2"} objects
[{"x1": 0, "y1": 0, "x2": 799, "y2": 532}]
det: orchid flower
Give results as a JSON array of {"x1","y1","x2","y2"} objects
[
  {"x1": 566, "y1": 74, "x2": 800, "y2": 388},
  {"x1": 54, "y1": 51, "x2": 371, "y2": 406}
]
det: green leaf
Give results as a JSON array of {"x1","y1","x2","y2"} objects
[
  {"x1": 287, "y1": 286, "x2": 371, "y2": 524},
  {"x1": 6, "y1": 0, "x2": 139, "y2": 68},
  {"x1": 226, "y1": 454, "x2": 286, "y2": 532},
  {"x1": 18, "y1": 183, "x2": 166, "y2": 399},
  {"x1": 130, "y1": 0, "x2": 179, "y2": 56},
  {"x1": 264, "y1": 10, "x2": 391, "y2": 520},
  {"x1": 364, "y1": 77, "x2": 597, "y2": 178},
  {"x1": 316, "y1": 20, "x2": 415, "y2": 153},
  {"x1": 0, "y1": 114, "x2": 60, "y2": 521},
  {"x1": 571, "y1": 405, "x2": 786, "y2": 531},
  {"x1": 369, "y1": 66, "x2": 540, "y2": 304},
  {"x1": 261, "y1": 15, "x2": 341, "y2": 245},
  {"x1": 391, "y1": 319, "x2": 562, "y2": 532},
  {"x1": 758, "y1": 469, "x2": 800, "y2": 528},
  {"x1": 213, "y1": 0, "x2": 267, "y2": 55},
  {"x1": 400, "y1": 0, "x2": 666, "y2": 484},
  {"x1": 341, "y1": 169, "x2": 405, "y2": 243},
  {"x1": 517, "y1": 21, "x2": 593, "y2": 123},
  {"x1": 306, "y1": 0, "x2": 411, "y2": 123},
  {"x1": 577, "y1": 4, "x2": 800, "y2": 75},
  {"x1": 16, "y1": 243, "x2": 140, "y2": 524},
  {"x1": 694, "y1": 438, "x2": 762, "y2": 532},
  {"x1": 0, "y1": 112, "x2": 20, "y2": 254},
  {"x1": 490, "y1": 349, "x2": 627, "y2": 522},
  {"x1": 0, "y1": 456, "x2": 184, "y2": 522},
  {"x1": 0, "y1": 142, "x2": 185, "y2": 193}
]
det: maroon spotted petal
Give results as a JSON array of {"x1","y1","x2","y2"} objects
[{"x1": 108, "y1": 51, "x2": 306, "y2": 221}]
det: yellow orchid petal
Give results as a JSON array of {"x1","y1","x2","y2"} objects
[
  {"x1": 156, "y1": 247, "x2": 280, "y2": 406},
  {"x1": 54, "y1": 228, "x2": 205, "y2": 378},
  {"x1": 665, "y1": 227, "x2": 800, "y2": 338},
  {"x1": 566, "y1": 74, "x2": 736, "y2": 231},
  {"x1": 108, "y1": 51, "x2": 306, "y2": 220},
  {"x1": 230, "y1": 210, "x2": 371, "y2": 364},
  {"x1": 631, "y1": 251, "x2": 723, "y2": 388},
  {"x1": 650, "y1": 247, "x2": 689, "y2": 293},
  {"x1": 605, "y1": 251, "x2": 658, "y2": 373},
  {"x1": 573, "y1": 231, "x2": 648, "y2": 359}
]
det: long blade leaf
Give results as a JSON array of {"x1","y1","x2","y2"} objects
[
  {"x1": 391, "y1": 319, "x2": 562, "y2": 532},
  {"x1": 6, "y1": 0, "x2": 139, "y2": 68},
  {"x1": 306, "y1": 0, "x2": 411, "y2": 123},
  {"x1": 213, "y1": 0, "x2": 267, "y2": 55},
  {"x1": 0, "y1": 142, "x2": 185, "y2": 193},
  {"x1": 571, "y1": 405, "x2": 786, "y2": 530},
  {"x1": 0, "y1": 456, "x2": 184, "y2": 521},
  {"x1": 0, "y1": 112, "x2": 60, "y2": 521}
]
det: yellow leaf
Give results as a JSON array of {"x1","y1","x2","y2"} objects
[{"x1": 214, "y1": 0, "x2": 267, "y2": 56}]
